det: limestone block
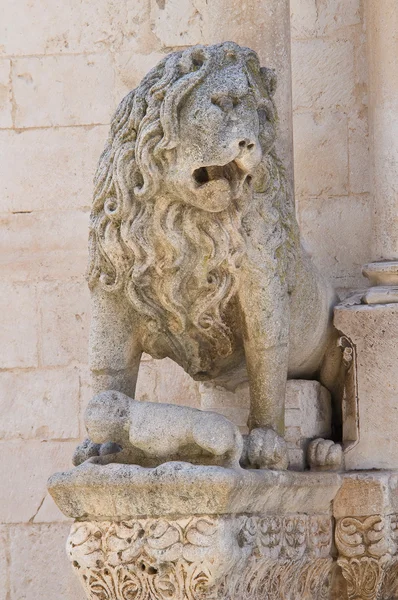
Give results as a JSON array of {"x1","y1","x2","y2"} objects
[
  {"x1": 0, "y1": 59, "x2": 12, "y2": 128},
  {"x1": 113, "y1": 51, "x2": 166, "y2": 101},
  {"x1": 0, "y1": 527, "x2": 8, "y2": 600},
  {"x1": 334, "y1": 303, "x2": 398, "y2": 470},
  {"x1": 285, "y1": 380, "x2": 332, "y2": 470},
  {"x1": 200, "y1": 382, "x2": 249, "y2": 430},
  {"x1": 150, "y1": 0, "x2": 207, "y2": 46},
  {"x1": 298, "y1": 196, "x2": 372, "y2": 288},
  {"x1": 0, "y1": 441, "x2": 76, "y2": 523},
  {"x1": 0, "y1": 210, "x2": 89, "y2": 283},
  {"x1": 348, "y1": 110, "x2": 370, "y2": 195},
  {"x1": 292, "y1": 38, "x2": 355, "y2": 111},
  {"x1": 33, "y1": 493, "x2": 73, "y2": 524},
  {"x1": 9, "y1": 524, "x2": 85, "y2": 600},
  {"x1": 0, "y1": 0, "x2": 153, "y2": 55},
  {"x1": 291, "y1": 0, "x2": 361, "y2": 38},
  {"x1": 0, "y1": 127, "x2": 107, "y2": 213},
  {"x1": 334, "y1": 472, "x2": 398, "y2": 519},
  {"x1": 39, "y1": 282, "x2": 90, "y2": 367},
  {"x1": 0, "y1": 368, "x2": 80, "y2": 440},
  {"x1": 12, "y1": 55, "x2": 114, "y2": 128},
  {"x1": 48, "y1": 462, "x2": 341, "y2": 519},
  {"x1": 136, "y1": 357, "x2": 201, "y2": 408},
  {"x1": 293, "y1": 112, "x2": 348, "y2": 197},
  {"x1": 0, "y1": 283, "x2": 38, "y2": 368}
]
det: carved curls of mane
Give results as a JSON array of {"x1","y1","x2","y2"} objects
[{"x1": 88, "y1": 42, "x2": 298, "y2": 371}]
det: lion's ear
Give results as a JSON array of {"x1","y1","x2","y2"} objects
[{"x1": 260, "y1": 67, "x2": 277, "y2": 97}]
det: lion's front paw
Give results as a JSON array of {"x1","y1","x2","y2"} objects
[
  {"x1": 245, "y1": 428, "x2": 289, "y2": 470},
  {"x1": 307, "y1": 438, "x2": 343, "y2": 471},
  {"x1": 72, "y1": 438, "x2": 122, "y2": 466}
]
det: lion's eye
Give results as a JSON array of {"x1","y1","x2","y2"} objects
[
  {"x1": 211, "y1": 94, "x2": 239, "y2": 112},
  {"x1": 257, "y1": 108, "x2": 268, "y2": 122}
]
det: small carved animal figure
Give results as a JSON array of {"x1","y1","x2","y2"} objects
[
  {"x1": 74, "y1": 390, "x2": 243, "y2": 469},
  {"x1": 88, "y1": 42, "x2": 343, "y2": 468}
]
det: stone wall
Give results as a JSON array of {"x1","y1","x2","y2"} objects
[{"x1": 0, "y1": 1, "x2": 371, "y2": 597}]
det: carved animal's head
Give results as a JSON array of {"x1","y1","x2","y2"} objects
[
  {"x1": 89, "y1": 43, "x2": 296, "y2": 371},
  {"x1": 153, "y1": 43, "x2": 277, "y2": 212},
  {"x1": 93, "y1": 42, "x2": 277, "y2": 219}
]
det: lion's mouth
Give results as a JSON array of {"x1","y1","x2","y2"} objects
[{"x1": 192, "y1": 161, "x2": 252, "y2": 196}]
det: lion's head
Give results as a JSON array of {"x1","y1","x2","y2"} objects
[{"x1": 88, "y1": 42, "x2": 298, "y2": 373}]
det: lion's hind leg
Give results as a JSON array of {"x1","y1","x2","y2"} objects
[{"x1": 192, "y1": 412, "x2": 243, "y2": 468}]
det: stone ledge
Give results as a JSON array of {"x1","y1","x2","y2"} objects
[{"x1": 48, "y1": 462, "x2": 341, "y2": 520}]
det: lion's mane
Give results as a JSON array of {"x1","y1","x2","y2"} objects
[{"x1": 88, "y1": 42, "x2": 298, "y2": 372}]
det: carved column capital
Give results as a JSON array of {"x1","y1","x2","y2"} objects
[
  {"x1": 335, "y1": 514, "x2": 398, "y2": 600},
  {"x1": 68, "y1": 514, "x2": 334, "y2": 600}
]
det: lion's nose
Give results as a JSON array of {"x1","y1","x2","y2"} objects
[
  {"x1": 235, "y1": 137, "x2": 262, "y2": 170},
  {"x1": 238, "y1": 139, "x2": 255, "y2": 151}
]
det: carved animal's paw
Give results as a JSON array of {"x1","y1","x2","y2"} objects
[
  {"x1": 72, "y1": 438, "x2": 121, "y2": 466},
  {"x1": 246, "y1": 428, "x2": 289, "y2": 470},
  {"x1": 307, "y1": 438, "x2": 343, "y2": 471}
]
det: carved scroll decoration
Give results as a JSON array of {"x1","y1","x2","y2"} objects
[
  {"x1": 335, "y1": 514, "x2": 398, "y2": 600},
  {"x1": 68, "y1": 514, "x2": 333, "y2": 600}
]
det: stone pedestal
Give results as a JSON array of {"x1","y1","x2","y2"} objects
[
  {"x1": 49, "y1": 463, "x2": 340, "y2": 600},
  {"x1": 49, "y1": 463, "x2": 398, "y2": 600},
  {"x1": 334, "y1": 301, "x2": 398, "y2": 471}
]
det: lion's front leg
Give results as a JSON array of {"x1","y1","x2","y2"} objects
[
  {"x1": 90, "y1": 286, "x2": 142, "y2": 398},
  {"x1": 239, "y1": 270, "x2": 290, "y2": 469}
]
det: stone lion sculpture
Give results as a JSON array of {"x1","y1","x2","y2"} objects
[
  {"x1": 86, "y1": 42, "x2": 343, "y2": 469},
  {"x1": 74, "y1": 390, "x2": 243, "y2": 468}
]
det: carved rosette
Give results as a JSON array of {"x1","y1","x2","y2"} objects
[
  {"x1": 335, "y1": 515, "x2": 398, "y2": 600},
  {"x1": 68, "y1": 514, "x2": 333, "y2": 600}
]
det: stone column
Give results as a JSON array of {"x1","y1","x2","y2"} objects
[
  {"x1": 361, "y1": 2, "x2": 398, "y2": 301},
  {"x1": 365, "y1": 1, "x2": 398, "y2": 261},
  {"x1": 206, "y1": 0, "x2": 294, "y2": 180}
]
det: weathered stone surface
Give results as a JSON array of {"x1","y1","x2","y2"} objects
[
  {"x1": 113, "y1": 52, "x2": 166, "y2": 101},
  {"x1": 0, "y1": 210, "x2": 89, "y2": 283},
  {"x1": 0, "y1": 441, "x2": 76, "y2": 523},
  {"x1": 366, "y1": 0, "x2": 398, "y2": 261},
  {"x1": 12, "y1": 55, "x2": 114, "y2": 128},
  {"x1": 298, "y1": 195, "x2": 372, "y2": 288},
  {"x1": 349, "y1": 110, "x2": 370, "y2": 195},
  {"x1": 293, "y1": 112, "x2": 348, "y2": 197},
  {"x1": 0, "y1": 368, "x2": 80, "y2": 440},
  {"x1": 0, "y1": 527, "x2": 8, "y2": 600},
  {"x1": 136, "y1": 357, "x2": 201, "y2": 408},
  {"x1": 88, "y1": 42, "x2": 342, "y2": 469},
  {"x1": 0, "y1": 127, "x2": 107, "y2": 213},
  {"x1": 291, "y1": 0, "x2": 361, "y2": 38},
  {"x1": 307, "y1": 438, "x2": 343, "y2": 472},
  {"x1": 77, "y1": 390, "x2": 243, "y2": 468},
  {"x1": 39, "y1": 282, "x2": 89, "y2": 367},
  {"x1": 0, "y1": 0, "x2": 153, "y2": 56},
  {"x1": 48, "y1": 462, "x2": 340, "y2": 519},
  {"x1": 334, "y1": 302, "x2": 398, "y2": 470},
  {"x1": 150, "y1": 0, "x2": 207, "y2": 46},
  {"x1": 0, "y1": 283, "x2": 38, "y2": 368},
  {"x1": 333, "y1": 474, "x2": 398, "y2": 600},
  {"x1": 285, "y1": 380, "x2": 332, "y2": 470},
  {"x1": 0, "y1": 59, "x2": 12, "y2": 128},
  {"x1": 68, "y1": 513, "x2": 334, "y2": 600},
  {"x1": 292, "y1": 38, "x2": 355, "y2": 111},
  {"x1": 9, "y1": 524, "x2": 85, "y2": 600}
]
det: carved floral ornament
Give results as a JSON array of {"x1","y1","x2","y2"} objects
[
  {"x1": 335, "y1": 515, "x2": 398, "y2": 600},
  {"x1": 68, "y1": 515, "x2": 334, "y2": 600}
]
